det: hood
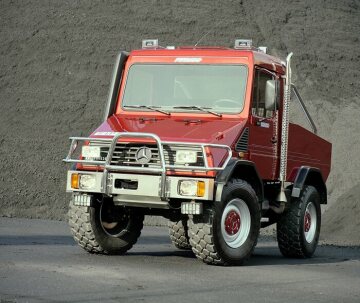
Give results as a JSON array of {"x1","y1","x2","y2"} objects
[{"x1": 91, "y1": 115, "x2": 247, "y2": 147}]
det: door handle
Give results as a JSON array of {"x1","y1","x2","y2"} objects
[{"x1": 271, "y1": 136, "x2": 277, "y2": 144}]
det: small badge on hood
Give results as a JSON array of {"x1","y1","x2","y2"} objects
[{"x1": 175, "y1": 57, "x2": 202, "y2": 63}]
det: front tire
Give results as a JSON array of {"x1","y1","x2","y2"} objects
[
  {"x1": 188, "y1": 179, "x2": 261, "y2": 265},
  {"x1": 169, "y1": 219, "x2": 191, "y2": 250},
  {"x1": 277, "y1": 185, "x2": 321, "y2": 258},
  {"x1": 68, "y1": 198, "x2": 144, "y2": 254}
]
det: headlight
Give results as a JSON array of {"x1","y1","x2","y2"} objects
[
  {"x1": 178, "y1": 180, "x2": 205, "y2": 197},
  {"x1": 79, "y1": 174, "x2": 96, "y2": 190},
  {"x1": 82, "y1": 146, "x2": 101, "y2": 159},
  {"x1": 176, "y1": 150, "x2": 197, "y2": 164}
]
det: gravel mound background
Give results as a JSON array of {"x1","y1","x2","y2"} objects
[{"x1": 1, "y1": 0, "x2": 359, "y2": 245}]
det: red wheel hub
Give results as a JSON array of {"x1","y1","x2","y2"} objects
[
  {"x1": 224, "y1": 210, "x2": 241, "y2": 235},
  {"x1": 304, "y1": 211, "x2": 311, "y2": 232}
]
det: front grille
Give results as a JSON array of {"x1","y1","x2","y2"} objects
[{"x1": 111, "y1": 144, "x2": 160, "y2": 167}]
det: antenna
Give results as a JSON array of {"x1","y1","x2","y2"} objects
[{"x1": 194, "y1": 21, "x2": 222, "y2": 47}]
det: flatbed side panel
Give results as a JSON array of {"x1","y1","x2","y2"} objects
[{"x1": 287, "y1": 123, "x2": 332, "y2": 182}]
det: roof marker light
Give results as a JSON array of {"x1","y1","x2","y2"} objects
[
  {"x1": 142, "y1": 39, "x2": 158, "y2": 49},
  {"x1": 258, "y1": 46, "x2": 267, "y2": 54},
  {"x1": 234, "y1": 39, "x2": 252, "y2": 49}
]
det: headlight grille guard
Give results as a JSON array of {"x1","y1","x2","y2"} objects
[
  {"x1": 63, "y1": 132, "x2": 232, "y2": 199},
  {"x1": 63, "y1": 132, "x2": 231, "y2": 172}
]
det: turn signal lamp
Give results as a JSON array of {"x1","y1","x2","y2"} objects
[
  {"x1": 197, "y1": 181, "x2": 205, "y2": 197},
  {"x1": 71, "y1": 173, "x2": 79, "y2": 189},
  {"x1": 238, "y1": 151, "x2": 245, "y2": 159}
]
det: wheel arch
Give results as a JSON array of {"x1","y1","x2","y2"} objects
[
  {"x1": 291, "y1": 166, "x2": 327, "y2": 204},
  {"x1": 215, "y1": 159, "x2": 264, "y2": 203}
]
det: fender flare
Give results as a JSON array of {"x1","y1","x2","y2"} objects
[
  {"x1": 291, "y1": 166, "x2": 327, "y2": 204},
  {"x1": 215, "y1": 158, "x2": 264, "y2": 203}
]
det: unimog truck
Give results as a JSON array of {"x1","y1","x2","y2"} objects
[{"x1": 64, "y1": 39, "x2": 331, "y2": 265}]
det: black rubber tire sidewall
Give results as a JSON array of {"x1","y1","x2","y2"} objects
[
  {"x1": 213, "y1": 180, "x2": 261, "y2": 264},
  {"x1": 277, "y1": 185, "x2": 321, "y2": 258},
  {"x1": 89, "y1": 202, "x2": 144, "y2": 254}
]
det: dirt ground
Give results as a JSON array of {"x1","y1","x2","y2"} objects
[{"x1": 0, "y1": 0, "x2": 359, "y2": 245}]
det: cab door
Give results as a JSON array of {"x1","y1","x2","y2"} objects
[{"x1": 248, "y1": 68, "x2": 280, "y2": 180}]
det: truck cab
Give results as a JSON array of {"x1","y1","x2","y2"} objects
[{"x1": 64, "y1": 39, "x2": 331, "y2": 265}]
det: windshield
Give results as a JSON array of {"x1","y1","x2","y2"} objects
[{"x1": 122, "y1": 64, "x2": 248, "y2": 114}]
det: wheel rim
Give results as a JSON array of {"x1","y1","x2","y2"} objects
[
  {"x1": 100, "y1": 202, "x2": 130, "y2": 237},
  {"x1": 221, "y1": 199, "x2": 251, "y2": 248},
  {"x1": 304, "y1": 202, "x2": 317, "y2": 243}
]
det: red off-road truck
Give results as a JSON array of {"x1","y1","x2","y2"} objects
[{"x1": 64, "y1": 39, "x2": 331, "y2": 265}]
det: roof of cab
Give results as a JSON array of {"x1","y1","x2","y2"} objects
[{"x1": 128, "y1": 47, "x2": 286, "y2": 74}]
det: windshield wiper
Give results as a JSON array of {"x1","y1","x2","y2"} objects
[
  {"x1": 173, "y1": 106, "x2": 222, "y2": 117},
  {"x1": 124, "y1": 105, "x2": 171, "y2": 116}
]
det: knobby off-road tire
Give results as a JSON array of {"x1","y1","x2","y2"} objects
[
  {"x1": 68, "y1": 200, "x2": 144, "y2": 254},
  {"x1": 188, "y1": 179, "x2": 261, "y2": 265},
  {"x1": 277, "y1": 185, "x2": 321, "y2": 258},
  {"x1": 169, "y1": 219, "x2": 191, "y2": 250}
]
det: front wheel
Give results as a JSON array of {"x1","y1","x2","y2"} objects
[
  {"x1": 68, "y1": 198, "x2": 144, "y2": 254},
  {"x1": 188, "y1": 179, "x2": 261, "y2": 265},
  {"x1": 277, "y1": 185, "x2": 321, "y2": 258}
]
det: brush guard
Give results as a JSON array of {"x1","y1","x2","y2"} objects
[{"x1": 63, "y1": 132, "x2": 232, "y2": 200}]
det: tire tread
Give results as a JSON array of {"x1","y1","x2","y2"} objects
[
  {"x1": 188, "y1": 179, "x2": 260, "y2": 265},
  {"x1": 169, "y1": 219, "x2": 191, "y2": 250},
  {"x1": 277, "y1": 185, "x2": 319, "y2": 258},
  {"x1": 68, "y1": 203, "x2": 106, "y2": 254}
]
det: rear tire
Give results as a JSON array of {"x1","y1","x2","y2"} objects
[
  {"x1": 188, "y1": 179, "x2": 261, "y2": 265},
  {"x1": 68, "y1": 198, "x2": 144, "y2": 254},
  {"x1": 169, "y1": 219, "x2": 191, "y2": 250},
  {"x1": 277, "y1": 185, "x2": 321, "y2": 258}
]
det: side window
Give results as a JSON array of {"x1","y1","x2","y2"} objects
[{"x1": 252, "y1": 69, "x2": 275, "y2": 118}]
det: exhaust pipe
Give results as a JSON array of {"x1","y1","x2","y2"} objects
[{"x1": 276, "y1": 52, "x2": 293, "y2": 206}]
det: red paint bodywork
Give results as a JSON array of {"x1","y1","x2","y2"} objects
[{"x1": 88, "y1": 47, "x2": 331, "y2": 182}]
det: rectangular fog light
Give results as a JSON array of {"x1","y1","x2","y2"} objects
[
  {"x1": 181, "y1": 202, "x2": 203, "y2": 215},
  {"x1": 79, "y1": 174, "x2": 96, "y2": 190},
  {"x1": 178, "y1": 180, "x2": 205, "y2": 197},
  {"x1": 82, "y1": 145, "x2": 101, "y2": 158}
]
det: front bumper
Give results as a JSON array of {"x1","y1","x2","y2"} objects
[{"x1": 67, "y1": 170, "x2": 214, "y2": 208}]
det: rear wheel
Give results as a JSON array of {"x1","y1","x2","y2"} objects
[
  {"x1": 169, "y1": 219, "x2": 191, "y2": 250},
  {"x1": 188, "y1": 179, "x2": 261, "y2": 265},
  {"x1": 68, "y1": 198, "x2": 144, "y2": 254},
  {"x1": 277, "y1": 185, "x2": 321, "y2": 258}
]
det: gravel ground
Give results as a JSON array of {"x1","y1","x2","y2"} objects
[{"x1": 0, "y1": 0, "x2": 359, "y2": 245}]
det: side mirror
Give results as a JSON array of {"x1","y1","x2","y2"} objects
[{"x1": 265, "y1": 79, "x2": 279, "y2": 110}]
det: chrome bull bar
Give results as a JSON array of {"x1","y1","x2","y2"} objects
[{"x1": 63, "y1": 132, "x2": 232, "y2": 199}]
